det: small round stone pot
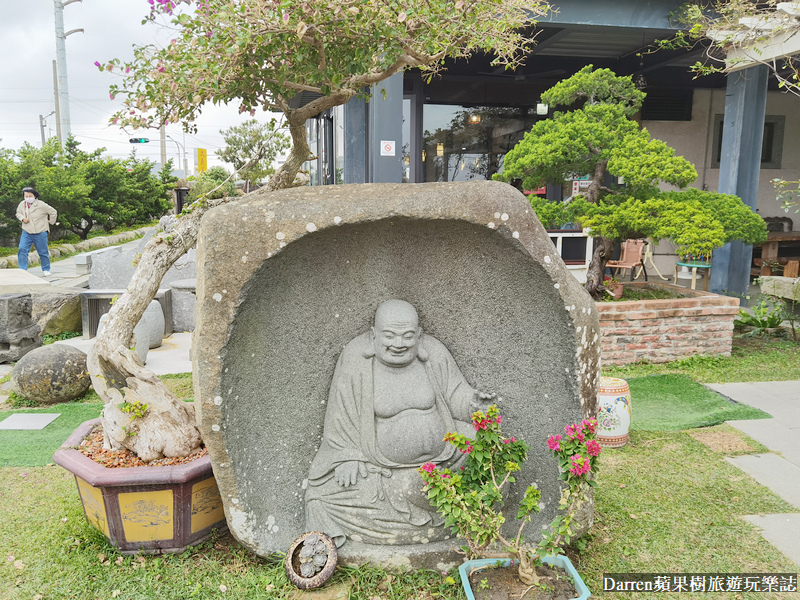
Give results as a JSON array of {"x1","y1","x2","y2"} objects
[
  {"x1": 596, "y1": 376, "x2": 632, "y2": 448},
  {"x1": 284, "y1": 531, "x2": 338, "y2": 589}
]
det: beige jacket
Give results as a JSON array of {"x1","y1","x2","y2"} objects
[{"x1": 16, "y1": 199, "x2": 58, "y2": 234}]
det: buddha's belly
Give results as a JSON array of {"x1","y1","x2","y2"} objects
[{"x1": 376, "y1": 407, "x2": 447, "y2": 464}]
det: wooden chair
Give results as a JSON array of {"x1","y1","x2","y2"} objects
[{"x1": 606, "y1": 239, "x2": 648, "y2": 281}]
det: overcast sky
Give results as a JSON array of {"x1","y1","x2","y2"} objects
[{"x1": 0, "y1": 0, "x2": 282, "y2": 173}]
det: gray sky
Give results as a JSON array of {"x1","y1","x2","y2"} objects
[{"x1": 0, "y1": 0, "x2": 281, "y2": 172}]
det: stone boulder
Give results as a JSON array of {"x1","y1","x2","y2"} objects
[
  {"x1": 0, "y1": 286, "x2": 83, "y2": 337},
  {"x1": 11, "y1": 344, "x2": 90, "y2": 404},
  {"x1": 194, "y1": 181, "x2": 601, "y2": 566},
  {"x1": 0, "y1": 293, "x2": 42, "y2": 363},
  {"x1": 89, "y1": 228, "x2": 197, "y2": 290},
  {"x1": 96, "y1": 299, "x2": 164, "y2": 364}
]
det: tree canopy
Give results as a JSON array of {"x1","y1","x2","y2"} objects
[
  {"x1": 98, "y1": 0, "x2": 548, "y2": 190},
  {"x1": 216, "y1": 119, "x2": 290, "y2": 191},
  {"x1": 496, "y1": 66, "x2": 767, "y2": 298},
  {"x1": 0, "y1": 138, "x2": 173, "y2": 240}
]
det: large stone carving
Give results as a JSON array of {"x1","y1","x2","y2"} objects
[
  {"x1": 194, "y1": 181, "x2": 601, "y2": 567},
  {"x1": 305, "y1": 299, "x2": 493, "y2": 547}
]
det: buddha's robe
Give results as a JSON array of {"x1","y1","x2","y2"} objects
[{"x1": 304, "y1": 331, "x2": 475, "y2": 546}]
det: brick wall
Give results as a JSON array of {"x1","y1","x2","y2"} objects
[{"x1": 596, "y1": 283, "x2": 740, "y2": 366}]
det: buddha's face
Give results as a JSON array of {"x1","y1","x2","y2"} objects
[{"x1": 372, "y1": 301, "x2": 421, "y2": 368}]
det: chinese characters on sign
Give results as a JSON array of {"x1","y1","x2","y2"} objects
[{"x1": 603, "y1": 573, "x2": 797, "y2": 593}]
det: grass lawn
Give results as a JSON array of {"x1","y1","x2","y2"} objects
[
  {"x1": 1, "y1": 337, "x2": 798, "y2": 598},
  {"x1": 604, "y1": 335, "x2": 800, "y2": 383},
  {"x1": 627, "y1": 374, "x2": 769, "y2": 431},
  {"x1": 1, "y1": 426, "x2": 796, "y2": 599},
  {"x1": 0, "y1": 374, "x2": 194, "y2": 468}
]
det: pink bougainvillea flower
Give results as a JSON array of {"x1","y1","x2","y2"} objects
[
  {"x1": 568, "y1": 454, "x2": 590, "y2": 476},
  {"x1": 421, "y1": 462, "x2": 435, "y2": 473},
  {"x1": 496, "y1": 415, "x2": 502, "y2": 424},
  {"x1": 94, "y1": 61, "x2": 102, "y2": 68},
  {"x1": 503, "y1": 438, "x2": 511, "y2": 444},
  {"x1": 582, "y1": 418, "x2": 597, "y2": 434},
  {"x1": 547, "y1": 434, "x2": 562, "y2": 451},
  {"x1": 586, "y1": 440, "x2": 601, "y2": 457},
  {"x1": 564, "y1": 424, "x2": 577, "y2": 439}
]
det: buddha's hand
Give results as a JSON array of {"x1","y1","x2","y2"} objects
[
  {"x1": 334, "y1": 461, "x2": 368, "y2": 487},
  {"x1": 471, "y1": 390, "x2": 499, "y2": 413}
]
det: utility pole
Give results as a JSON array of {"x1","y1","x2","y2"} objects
[
  {"x1": 54, "y1": 0, "x2": 84, "y2": 145},
  {"x1": 39, "y1": 111, "x2": 56, "y2": 147},
  {"x1": 160, "y1": 125, "x2": 167, "y2": 169},
  {"x1": 52, "y1": 60, "x2": 62, "y2": 144}
]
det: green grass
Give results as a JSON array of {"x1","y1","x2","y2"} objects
[
  {"x1": 0, "y1": 403, "x2": 103, "y2": 467},
  {"x1": 0, "y1": 375, "x2": 194, "y2": 467},
  {"x1": 627, "y1": 374, "x2": 770, "y2": 431},
  {"x1": 605, "y1": 335, "x2": 800, "y2": 383},
  {"x1": 1, "y1": 427, "x2": 795, "y2": 599},
  {"x1": 572, "y1": 429, "x2": 798, "y2": 599}
]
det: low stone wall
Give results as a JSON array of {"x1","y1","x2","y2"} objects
[{"x1": 597, "y1": 282, "x2": 740, "y2": 365}]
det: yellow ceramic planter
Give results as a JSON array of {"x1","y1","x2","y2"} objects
[{"x1": 53, "y1": 418, "x2": 227, "y2": 554}]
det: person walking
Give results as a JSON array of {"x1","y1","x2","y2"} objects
[{"x1": 16, "y1": 187, "x2": 58, "y2": 276}]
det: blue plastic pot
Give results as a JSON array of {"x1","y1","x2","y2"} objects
[{"x1": 458, "y1": 555, "x2": 590, "y2": 600}]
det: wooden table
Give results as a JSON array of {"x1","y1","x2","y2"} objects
[{"x1": 674, "y1": 261, "x2": 712, "y2": 291}]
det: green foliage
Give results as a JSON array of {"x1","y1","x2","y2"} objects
[
  {"x1": 419, "y1": 405, "x2": 600, "y2": 577},
  {"x1": 216, "y1": 119, "x2": 291, "y2": 190},
  {"x1": 119, "y1": 400, "x2": 149, "y2": 419},
  {"x1": 497, "y1": 67, "x2": 766, "y2": 262},
  {"x1": 0, "y1": 138, "x2": 173, "y2": 241},
  {"x1": 42, "y1": 331, "x2": 82, "y2": 345},
  {"x1": 101, "y1": 0, "x2": 547, "y2": 134},
  {"x1": 187, "y1": 166, "x2": 238, "y2": 202},
  {"x1": 7, "y1": 391, "x2": 38, "y2": 409},
  {"x1": 735, "y1": 297, "x2": 786, "y2": 334},
  {"x1": 541, "y1": 65, "x2": 646, "y2": 117}
]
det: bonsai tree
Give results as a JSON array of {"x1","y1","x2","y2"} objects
[
  {"x1": 216, "y1": 119, "x2": 291, "y2": 192},
  {"x1": 495, "y1": 66, "x2": 766, "y2": 299},
  {"x1": 89, "y1": 0, "x2": 548, "y2": 460}
]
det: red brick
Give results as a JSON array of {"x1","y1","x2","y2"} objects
[
  {"x1": 627, "y1": 311, "x2": 659, "y2": 320},
  {"x1": 639, "y1": 335, "x2": 663, "y2": 343},
  {"x1": 671, "y1": 299, "x2": 701, "y2": 308},
  {"x1": 625, "y1": 343, "x2": 649, "y2": 350},
  {"x1": 684, "y1": 307, "x2": 715, "y2": 316},
  {"x1": 712, "y1": 307, "x2": 741, "y2": 316},
  {"x1": 653, "y1": 309, "x2": 684, "y2": 318},
  {"x1": 598, "y1": 313, "x2": 627, "y2": 321}
]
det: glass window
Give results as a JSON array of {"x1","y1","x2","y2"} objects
[
  {"x1": 422, "y1": 105, "x2": 537, "y2": 182},
  {"x1": 305, "y1": 118, "x2": 318, "y2": 185},
  {"x1": 711, "y1": 114, "x2": 785, "y2": 169}
]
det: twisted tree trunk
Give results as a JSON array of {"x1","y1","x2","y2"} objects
[{"x1": 88, "y1": 119, "x2": 312, "y2": 461}]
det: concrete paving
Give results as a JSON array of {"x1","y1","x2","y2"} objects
[
  {"x1": 710, "y1": 381, "x2": 800, "y2": 569},
  {"x1": 54, "y1": 332, "x2": 193, "y2": 376},
  {"x1": 0, "y1": 413, "x2": 61, "y2": 430},
  {"x1": 743, "y1": 514, "x2": 800, "y2": 567}
]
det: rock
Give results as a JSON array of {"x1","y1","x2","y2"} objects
[
  {"x1": 0, "y1": 293, "x2": 42, "y2": 363},
  {"x1": 10, "y1": 344, "x2": 90, "y2": 404},
  {"x1": 194, "y1": 181, "x2": 601, "y2": 566},
  {"x1": 96, "y1": 299, "x2": 164, "y2": 364},
  {"x1": 0, "y1": 286, "x2": 83, "y2": 337}
]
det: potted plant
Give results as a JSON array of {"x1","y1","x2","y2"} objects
[
  {"x1": 52, "y1": 417, "x2": 227, "y2": 555},
  {"x1": 418, "y1": 405, "x2": 598, "y2": 599},
  {"x1": 603, "y1": 275, "x2": 624, "y2": 300}
]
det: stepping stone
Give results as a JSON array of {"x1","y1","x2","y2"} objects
[
  {"x1": 0, "y1": 413, "x2": 60, "y2": 430},
  {"x1": 743, "y1": 513, "x2": 800, "y2": 568},
  {"x1": 726, "y1": 453, "x2": 800, "y2": 510}
]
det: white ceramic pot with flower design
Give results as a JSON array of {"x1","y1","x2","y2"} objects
[{"x1": 596, "y1": 377, "x2": 631, "y2": 448}]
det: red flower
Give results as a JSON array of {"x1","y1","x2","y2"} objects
[
  {"x1": 586, "y1": 440, "x2": 601, "y2": 457},
  {"x1": 547, "y1": 434, "x2": 562, "y2": 451},
  {"x1": 421, "y1": 462, "x2": 435, "y2": 473}
]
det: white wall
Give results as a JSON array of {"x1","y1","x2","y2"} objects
[{"x1": 640, "y1": 88, "x2": 800, "y2": 278}]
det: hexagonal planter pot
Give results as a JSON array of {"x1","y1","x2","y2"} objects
[{"x1": 53, "y1": 418, "x2": 227, "y2": 555}]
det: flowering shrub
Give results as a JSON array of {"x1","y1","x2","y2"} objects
[{"x1": 418, "y1": 405, "x2": 600, "y2": 586}]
